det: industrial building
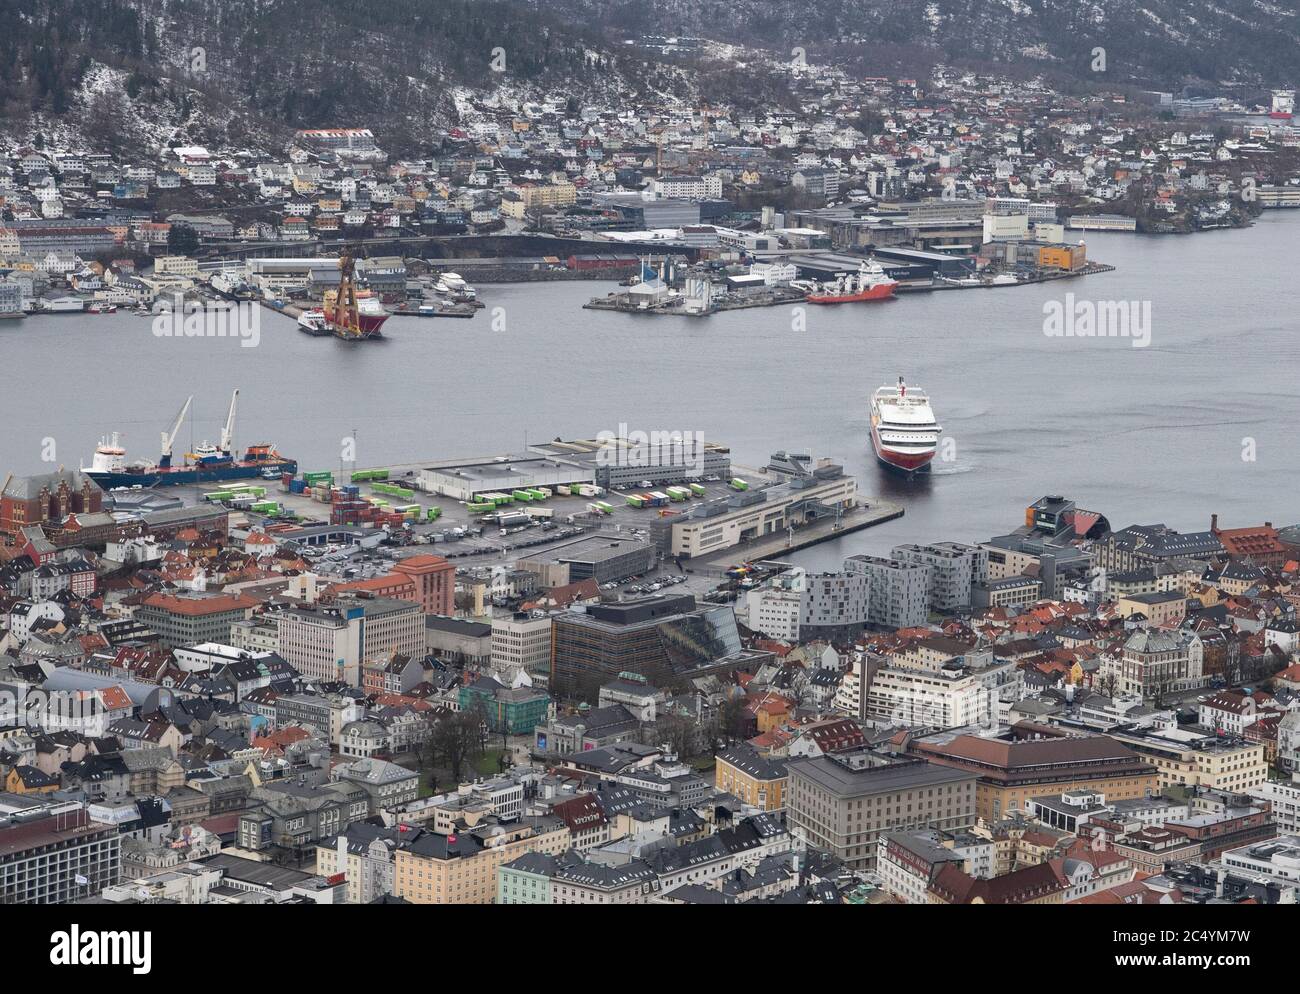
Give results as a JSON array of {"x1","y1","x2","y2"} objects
[
  {"x1": 784, "y1": 252, "x2": 936, "y2": 285},
  {"x1": 529, "y1": 436, "x2": 732, "y2": 491},
  {"x1": 418, "y1": 455, "x2": 590, "y2": 502},
  {"x1": 653, "y1": 466, "x2": 857, "y2": 559},
  {"x1": 785, "y1": 202, "x2": 986, "y2": 253},
  {"x1": 518, "y1": 535, "x2": 656, "y2": 586},
  {"x1": 418, "y1": 435, "x2": 731, "y2": 499}
]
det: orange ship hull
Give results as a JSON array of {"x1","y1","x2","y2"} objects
[{"x1": 807, "y1": 283, "x2": 897, "y2": 304}]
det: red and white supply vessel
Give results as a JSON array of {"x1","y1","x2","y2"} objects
[
  {"x1": 806, "y1": 260, "x2": 897, "y2": 304},
  {"x1": 870, "y1": 377, "x2": 941, "y2": 473}
]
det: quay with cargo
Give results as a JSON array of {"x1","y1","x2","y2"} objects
[
  {"x1": 583, "y1": 250, "x2": 1116, "y2": 316},
  {"x1": 145, "y1": 437, "x2": 903, "y2": 595},
  {"x1": 84, "y1": 390, "x2": 297, "y2": 489}
]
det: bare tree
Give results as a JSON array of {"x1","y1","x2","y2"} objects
[{"x1": 427, "y1": 708, "x2": 485, "y2": 783}]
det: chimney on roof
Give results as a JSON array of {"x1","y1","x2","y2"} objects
[{"x1": 1211, "y1": 514, "x2": 1218, "y2": 533}]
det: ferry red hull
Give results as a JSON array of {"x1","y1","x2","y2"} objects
[
  {"x1": 807, "y1": 284, "x2": 896, "y2": 304},
  {"x1": 870, "y1": 425, "x2": 935, "y2": 473}
]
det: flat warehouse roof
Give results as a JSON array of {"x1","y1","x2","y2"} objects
[{"x1": 423, "y1": 457, "x2": 579, "y2": 482}]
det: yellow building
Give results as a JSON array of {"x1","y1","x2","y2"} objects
[
  {"x1": 394, "y1": 819, "x2": 569, "y2": 904},
  {"x1": 517, "y1": 182, "x2": 577, "y2": 210},
  {"x1": 715, "y1": 746, "x2": 787, "y2": 811},
  {"x1": 1038, "y1": 243, "x2": 1086, "y2": 271},
  {"x1": 5, "y1": 765, "x2": 60, "y2": 794},
  {"x1": 1115, "y1": 591, "x2": 1186, "y2": 626},
  {"x1": 916, "y1": 734, "x2": 1160, "y2": 822},
  {"x1": 1110, "y1": 730, "x2": 1267, "y2": 792}
]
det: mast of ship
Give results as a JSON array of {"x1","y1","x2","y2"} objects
[
  {"x1": 159, "y1": 396, "x2": 193, "y2": 469},
  {"x1": 220, "y1": 389, "x2": 239, "y2": 457}
]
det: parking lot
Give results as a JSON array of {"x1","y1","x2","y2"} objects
[{"x1": 164, "y1": 460, "x2": 799, "y2": 599}]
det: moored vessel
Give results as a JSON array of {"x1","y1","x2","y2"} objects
[
  {"x1": 318, "y1": 255, "x2": 387, "y2": 340},
  {"x1": 83, "y1": 391, "x2": 297, "y2": 487},
  {"x1": 806, "y1": 261, "x2": 898, "y2": 304}
]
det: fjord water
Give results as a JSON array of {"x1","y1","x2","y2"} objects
[{"x1": 2, "y1": 212, "x2": 1296, "y2": 566}]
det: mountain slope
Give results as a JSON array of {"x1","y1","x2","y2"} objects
[
  {"x1": 1, "y1": 0, "x2": 695, "y2": 152},
  {"x1": 3, "y1": 0, "x2": 1296, "y2": 155},
  {"x1": 542, "y1": 0, "x2": 1300, "y2": 87}
]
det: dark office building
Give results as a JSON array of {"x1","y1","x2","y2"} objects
[
  {"x1": 552, "y1": 536, "x2": 656, "y2": 584},
  {"x1": 550, "y1": 594, "x2": 756, "y2": 700}
]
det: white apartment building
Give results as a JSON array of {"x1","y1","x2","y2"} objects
[
  {"x1": 277, "y1": 605, "x2": 362, "y2": 684},
  {"x1": 866, "y1": 667, "x2": 996, "y2": 729},
  {"x1": 1248, "y1": 779, "x2": 1300, "y2": 835},
  {"x1": 891, "y1": 542, "x2": 988, "y2": 612},
  {"x1": 492, "y1": 612, "x2": 553, "y2": 686},
  {"x1": 1220, "y1": 836, "x2": 1300, "y2": 886},
  {"x1": 276, "y1": 598, "x2": 422, "y2": 686},
  {"x1": 154, "y1": 255, "x2": 199, "y2": 278},
  {"x1": 741, "y1": 567, "x2": 871, "y2": 643},
  {"x1": 844, "y1": 555, "x2": 930, "y2": 629}
]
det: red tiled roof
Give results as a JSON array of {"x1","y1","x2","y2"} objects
[{"x1": 142, "y1": 592, "x2": 255, "y2": 616}]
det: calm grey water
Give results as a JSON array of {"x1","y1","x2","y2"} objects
[{"x1": 3, "y1": 213, "x2": 1297, "y2": 568}]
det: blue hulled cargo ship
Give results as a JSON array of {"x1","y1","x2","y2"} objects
[{"x1": 83, "y1": 391, "x2": 297, "y2": 488}]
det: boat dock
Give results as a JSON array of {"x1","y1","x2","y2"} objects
[
  {"x1": 584, "y1": 287, "x2": 807, "y2": 317},
  {"x1": 897, "y1": 261, "x2": 1117, "y2": 293},
  {"x1": 584, "y1": 261, "x2": 1115, "y2": 315},
  {"x1": 686, "y1": 499, "x2": 905, "y2": 575},
  {"x1": 389, "y1": 304, "x2": 478, "y2": 319}
]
